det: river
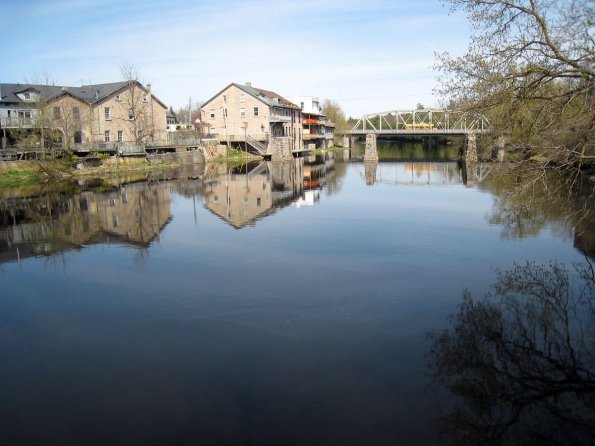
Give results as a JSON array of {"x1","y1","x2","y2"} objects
[{"x1": 1, "y1": 144, "x2": 593, "y2": 445}]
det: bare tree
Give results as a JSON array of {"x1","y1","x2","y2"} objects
[
  {"x1": 436, "y1": 0, "x2": 594, "y2": 169},
  {"x1": 117, "y1": 61, "x2": 155, "y2": 143}
]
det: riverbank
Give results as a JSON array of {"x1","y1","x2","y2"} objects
[{"x1": 0, "y1": 148, "x2": 265, "y2": 188}]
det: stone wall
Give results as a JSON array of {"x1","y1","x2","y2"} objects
[{"x1": 270, "y1": 137, "x2": 292, "y2": 161}]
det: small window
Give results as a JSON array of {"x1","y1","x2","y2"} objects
[
  {"x1": 74, "y1": 131, "x2": 82, "y2": 144},
  {"x1": 104, "y1": 130, "x2": 110, "y2": 142},
  {"x1": 72, "y1": 107, "x2": 80, "y2": 121},
  {"x1": 223, "y1": 108, "x2": 227, "y2": 118},
  {"x1": 137, "y1": 130, "x2": 143, "y2": 140},
  {"x1": 240, "y1": 107, "x2": 245, "y2": 117},
  {"x1": 128, "y1": 108, "x2": 134, "y2": 119},
  {"x1": 256, "y1": 197, "x2": 261, "y2": 207},
  {"x1": 104, "y1": 107, "x2": 111, "y2": 120},
  {"x1": 53, "y1": 106, "x2": 60, "y2": 119},
  {"x1": 117, "y1": 130, "x2": 123, "y2": 142},
  {"x1": 143, "y1": 95, "x2": 148, "y2": 103},
  {"x1": 23, "y1": 92, "x2": 31, "y2": 100},
  {"x1": 210, "y1": 109, "x2": 215, "y2": 119},
  {"x1": 253, "y1": 107, "x2": 259, "y2": 117},
  {"x1": 240, "y1": 93, "x2": 245, "y2": 102},
  {"x1": 115, "y1": 94, "x2": 121, "y2": 101},
  {"x1": 223, "y1": 95, "x2": 227, "y2": 103},
  {"x1": 300, "y1": 102, "x2": 304, "y2": 109}
]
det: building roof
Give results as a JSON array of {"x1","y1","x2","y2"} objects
[
  {"x1": 0, "y1": 81, "x2": 167, "y2": 108},
  {"x1": 203, "y1": 83, "x2": 301, "y2": 110}
]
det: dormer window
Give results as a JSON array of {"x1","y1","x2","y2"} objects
[{"x1": 23, "y1": 92, "x2": 31, "y2": 100}]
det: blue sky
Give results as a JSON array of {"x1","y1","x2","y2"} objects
[{"x1": 1, "y1": 0, "x2": 470, "y2": 117}]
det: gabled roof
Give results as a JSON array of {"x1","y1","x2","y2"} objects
[
  {"x1": 0, "y1": 81, "x2": 167, "y2": 109},
  {"x1": 202, "y1": 83, "x2": 301, "y2": 110}
]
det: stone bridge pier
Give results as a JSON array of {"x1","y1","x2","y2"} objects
[
  {"x1": 464, "y1": 133, "x2": 478, "y2": 163},
  {"x1": 364, "y1": 133, "x2": 378, "y2": 161}
]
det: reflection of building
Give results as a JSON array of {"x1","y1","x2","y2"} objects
[
  {"x1": 290, "y1": 96, "x2": 335, "y2": 149},
  {"x1": 0, "y1": 183, "x2": 171, "y2": 264},
  {"x1": 203, "y1": 160, "x2": 304, "y2": 228}
]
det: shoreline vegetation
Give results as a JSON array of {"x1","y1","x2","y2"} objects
[{"x1": 0, "y1": 146, "x2": 343, "y2": 188}]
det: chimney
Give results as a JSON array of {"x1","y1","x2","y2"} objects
[
  {"x1": 245, "y1": 82, "x2": 252, "y2": 87},
  {"x1": 95, "y1": 90, "x2": 100, "y2": 100}
]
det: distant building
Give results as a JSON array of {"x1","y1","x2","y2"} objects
[
  {"x1": 201, "y1": 82, "x2": 303, "y2": 157},
  {"x1": 0, "y1": 81, "x2": 168, "y2": 148},
  {"x1": 290, "y1": 96, "x2": 335, "y2": 149}
]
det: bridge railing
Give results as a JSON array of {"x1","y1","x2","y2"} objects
[{"x1": 349, "y1": 109, "x2": 490, "y2": 134}]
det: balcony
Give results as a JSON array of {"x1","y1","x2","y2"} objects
[
  {"x1": 1, "y1": 116, "x2": 36, "y2": 128},
  {"x1": 269, "y1": 114, "x2": 291, "y2": 123},
  {"x1": 303, "y1": 118, "x2": 319, "y2": 125}
]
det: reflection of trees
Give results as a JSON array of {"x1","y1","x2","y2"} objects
[
  {"x1": 428, "y1": 261, "x2": 595, "y2": 445},
  {"x1": 482, "y1": 164, "x2": 595, "y2": 257}
]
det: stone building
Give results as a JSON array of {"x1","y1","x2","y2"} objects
[
  {"x1": 201, "y1": 82, "x2": 303, "y2": 159},
  {"x1": 0, "y1": 81, "x2": 168, "y2": 149}
]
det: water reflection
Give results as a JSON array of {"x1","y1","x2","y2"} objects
[
  {"x1": 203, "y1": 159, "x2": 305, "y2": 228},
  {"x1": 0, "y1": 181, "x2": 172, "y2": 264},
  {"x1": 428, "y1": 261, "x2": 595, "y2": 445},
  {"x1": 359, "y1": 161, "x2": 466, "y2": 186},
  {"x1": 0, "y1": 151, "x2": 350, "y2": 261},
  {"x1": 478, "y1": 164, "x2": 595, "y2": 258}
]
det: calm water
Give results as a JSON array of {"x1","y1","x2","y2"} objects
[{"x1": 1, "y1": 147, "x2": 593, "y2": 445}]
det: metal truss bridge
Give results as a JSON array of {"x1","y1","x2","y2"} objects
[{"x1": 349, "y1": 109, "x2": 490, "y2": 135}]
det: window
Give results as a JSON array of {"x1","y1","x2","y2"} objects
[
  {"x1": 240, "y1": 107, "x2": 245, "y2": 117},
  {"x1": 104, "y1": 107, "x2": 111, "y2": 120},
  {"x1": 256, "y1": 197, "x2": 261, "y2": 207},
  {"x1": 72, "y1": 107, "x2": 80, "y2": 121},
  {"x1": 223, "y1": 108, "x2": 227, "y2": 118},
  {"x1": 117, "y1": 130, "x2": 123, "y2": 142},
  {"x1": 137, "y1": 130, "x2": 143, "y2": 140},
  {"x1": 240, "y1": 93, "x2": 245, "y2": 102},
  {"x1": 143, "y1": 95, "x2": 148, "y2": 103},
  {"x1": 23, "y1": 92, "x2": 31, "y2": 100},
  {"x1": 104, "y1": 130, "x2": 110, "y2": 142},
  {"x1": 210, "y1": 109, "x2": 215, "y2": 119},
  {"x1": 128, "y1": 108, "x2": 134, "y2": 120},
  {"x1": 223, "y1": 94, "x2": 227, "y2": 103},
  {"x1": 300, "y1": 102, "x2": 304, "y2": 109},
  {"x1": 253, "y1": 107, "x2": 259, "y2": 117},
  {"x1": 115, "y1": 94, "x2": 121, "y2": 101},
  {"x1": 53, "y1": 106, "x2": 60, "y2": 119},
  {"x1": 74, "y1": 131, "x2": 82, "y2": 144}
]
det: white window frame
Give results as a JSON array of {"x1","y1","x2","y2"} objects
[
  {"x1": 117, "y1": 130, "x2": 123, "y2": 142},
  {"x1": 240, "y1": 93, "x2": 245, "y2": 102},
  {"x1": 23, "y1": 92, "x2": 31, "y2": 101},
  {"x1": 240, "y1": 107, "x2": 245, "y2": 118},
  {"x1": 104, "y1": 130, "x2": 111, "y2": 142},
  {"x1": 104, "y1": 107, "x2": 111, "y2": 120},
  {"x1": 253, "y1": 107, "x2": 259, "y2": 117}
]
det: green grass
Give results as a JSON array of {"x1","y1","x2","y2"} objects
[{"x1": 0, "y1": 169, "x2": 39, "y2": 187}]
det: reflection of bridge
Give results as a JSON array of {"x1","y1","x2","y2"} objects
[
  {"x1": 361, "y1": 161, "x2": 494, "y2": 187},
  {"x1": 349, "y1": 109, "x2": 490, "y2": 135}
]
